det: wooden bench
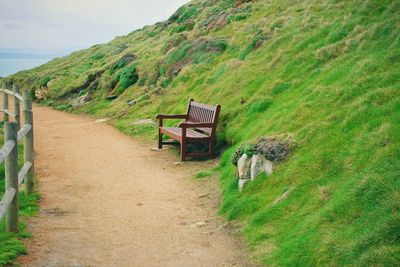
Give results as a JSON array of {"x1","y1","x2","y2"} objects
[{"x1": 156, "y1": 99, "x2": 221, "y2": 161}]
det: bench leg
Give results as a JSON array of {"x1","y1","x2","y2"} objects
[
  {"x1": 158, "y1": 130, "x2": 163, "y2": 149},
  {"x1": 180, "y1": 141, "x2": 186, "y2": 161},
  {"x1": 209, "y1": 140, "x2": 215, "y2": 158}
]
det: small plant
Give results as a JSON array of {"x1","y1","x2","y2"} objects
[
  {"x1": 231, "y1": 143, "x2": 257, "y2": 165},
  {"x1": 194, "y1": 169, "x2": 214, "y2": 179}
]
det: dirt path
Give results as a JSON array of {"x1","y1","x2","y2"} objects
[{"x1": 16, "y1": 104, "x2": 253, "y2": 267}]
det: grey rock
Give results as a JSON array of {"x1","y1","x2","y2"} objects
[
  {"x1": 128, "y1": 99, "x2": 137, "y2": 106},
  {"x1": 70, "y1": 93, "x2": 89, "y2": 107},
  {"x1": 237, "y1": 154, "x2": 251, "y2": 180},
  {"x1": 250, "y1": 154, "x2": 273, "y2": 181},
  {"x1": 238, "y1": 178, "x2": 250, "y2": 192}
]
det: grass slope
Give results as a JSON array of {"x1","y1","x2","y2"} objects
[{"x1": 3, "y1": 0, "x2": 400, "y2": 265}]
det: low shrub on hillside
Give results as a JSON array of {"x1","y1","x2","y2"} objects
[
  {"x1": 39, "y1": 76, "x2": 51, "y2": 88},
  {"x1": 109, "y1": 54, "x2": 135, "y2": 75},
  {"x1": 90, "y1": 52, "x2": 105, "y2": 60},
  {"x1": 168, "y1": 5, "x2": 199, "y2": 23},
  {"x1": 118, "y1": 65, "x2": 139, "y2": 90},
  {"x1": 171, "y1": 21, "x2": 195, "y2": 34},
  {"x1": 111, "y1": 64, "x2": 139, "y2": 95}
]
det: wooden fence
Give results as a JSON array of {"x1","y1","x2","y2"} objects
[{"x1": 0, "y1": 82, "x2": 34, "y2": 233}]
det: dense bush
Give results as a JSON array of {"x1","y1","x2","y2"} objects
[
  {"x1": 39, "y1": 76, "x2": 51, "y2": 88},
  {"x1": 118, "y1": 65, "x2": 139, "y2": 90},
  {"x1": 109, "y1": 54, "x2": 135, "y2": 75}
]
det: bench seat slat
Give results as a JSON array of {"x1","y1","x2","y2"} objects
[{"x1": 160, "y1": 127, "x2": 210, "y2": 140}]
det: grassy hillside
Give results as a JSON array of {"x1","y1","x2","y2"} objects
[{"x1": 3, "y1": 0, "x2": 400, "y2": 265}]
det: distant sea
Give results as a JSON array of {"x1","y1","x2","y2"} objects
[{"x1": 0, "y1": 48, "x2": 81, "y2": 78}]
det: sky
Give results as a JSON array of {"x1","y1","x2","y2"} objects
[{"x1": 0, "y1": 0, "x2": 188, "y2": 53}]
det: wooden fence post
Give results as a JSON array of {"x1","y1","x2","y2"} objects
[
  {"x1": 13, "y1": 84, "x2": 20, "y2": 130},
  {"x1": 5, "y1": 122, "x2": 18, "y2": 233},
  {"x1": 2, "y1": 82, "x2": 8, "y2": 122},
  {"x1": 23, "y1": 91, "x2": 34, "y2": 195}
]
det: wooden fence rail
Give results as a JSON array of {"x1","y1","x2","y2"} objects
[{"x1": 0, "y1": 82, "x2": 34, "y2": 233}]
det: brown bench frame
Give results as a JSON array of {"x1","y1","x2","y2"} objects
[{"x1": 156, "y1": 99, "x2": 221, "y2": 161}]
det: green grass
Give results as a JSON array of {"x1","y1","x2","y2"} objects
[
  {"x1": 194, "y1": 168, "x2": 217, "y2": 179},
  {"x1": 4, "y1": 0, "x2": 400, "y2": 265},
  {"x1": 0, "y1": 124, "x2": 39, "y2": 266}
]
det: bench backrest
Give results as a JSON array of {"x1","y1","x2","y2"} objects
[{"x1": 186, "y1": 99, "x2": 221, "y2": 136}]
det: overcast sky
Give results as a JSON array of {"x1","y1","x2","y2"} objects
[{"x1": 0, "y1": 0, "x2": 188, "y2": 52}]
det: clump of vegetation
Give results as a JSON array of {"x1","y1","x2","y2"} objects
[
  {"x1": 119, "y1": 65, "x2": 139, "y2": 89},
  {"x1": 231, "y1": 143, "x2": 257, "y2": 165},
  {"x1": 90, "y1": 52, "x2": 105, "y2": 60},
  {"x1": 231, "y1": 137, "x2": 291, "y2": 165},
  {"x1": 161, "y1": 38, "x2": 227, "y2": 77},
  {"x1": 112, "y1": 64, "x2": 139, "y2": 95},
  {"x1": 162, "y1": 34, "x2": 187, "y2": 53},
  {"x1": 254, "y1": 137, "x2": 292, "y2": 162},
  {"x1": 109, "y1": 54, "x2": 135, "y2": 75},
  {"x1": 171, "y1": 21, "x2": 195, "y2": 34},
  {"x1": 247, "y1": 99, "x2": 272, "y2": 116},
  {"x1": 169, "y1": 5, "x2": 199, "y2": 23},
  {"x1": 39, "y1": 76, "x2": 51, "y2": 88},
  {"x1": 201, "y1": 12, "x2": 229, "y2": 31},
  {"x1": 239, "y1": 31, "x2": 268, "y2": 60},
  {"x1": 271, "y1": 82, "x2": 290, "y2": 94},
  {"x1": 194, "y1": 169, "x2": 215, "y2": 179},
  {"x1": 227, "y1": 5, "x2": 252, "y2": 23}
]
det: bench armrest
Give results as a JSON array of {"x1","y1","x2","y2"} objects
[
  {"x1": 156, "y1": 114, "x2": 187, "y2": 119},
  {"x1": 178, "y1": 122, "x2": 214, "y2": 128}
]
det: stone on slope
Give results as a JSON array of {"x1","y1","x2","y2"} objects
[{"x1": 250, "y1": 154, "x2": 273, "y2": 181}]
